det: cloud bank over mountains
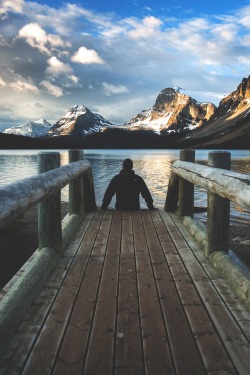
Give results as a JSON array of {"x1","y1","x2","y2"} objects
[{"x1": 0, "y1": 0, "x2": 250, "y2": 130}]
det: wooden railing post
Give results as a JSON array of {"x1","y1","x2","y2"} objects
[
  {"x1": 164, "y1": 171, "x2": 179, "y2": 212},
  {"x1": 84, "y1": 166, "x2": 97, "y2": 212},
  {"x1": 69, "y1": 149, "x2": 85, "y2": 217},
  {"x1": 38, "y1": 152, "x2": 62, "y2": 256},
  {"x1": 206, "y1": 151, "x2": 231, "y2": 257},
  {"x1": 178, "y1": 149, "x2": 195, "y2": 219}
]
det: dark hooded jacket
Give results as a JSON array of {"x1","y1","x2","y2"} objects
[{"x1": 102, "y1": 169, "x2": 153, "y2": 210}]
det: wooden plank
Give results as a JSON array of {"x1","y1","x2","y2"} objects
[
  {"x1": 142, "y1": 210, "x2": 206, "y2": 375},
  {"x1": 22, "y1": 210, "x2": 105, "y2": 374},
  {"x1": 155, "y1": 210, "x2": 236, "y2": 374},
  {"x1": 172, "y1": 212, "x2": 250, "y2": 343},
  {"x1": 132, "y1": 210, "x2": 174, "y2": 375},
  {"x1": 53, "y1": 210, "x2": 114, "y2": 375},
  {"x1": 160, "y1": 210, "x2": 250, "y2": 375},
  {"x1": 83, "y1": 209, "x2": 122, "y2": 375},
  {"x1": 115, "y1": 210, "x2": 144, "y2": 375},
  {"x1": 184, "y1": 305, "x2": 236, "y2": 375},
  {"x1": 0, "y1": 211, "x2": 95, "y2": 374}
]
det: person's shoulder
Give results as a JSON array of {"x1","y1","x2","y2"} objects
[
  {"x1": 134, "y1": 174, "x2": 145, "y2": 184},
  {"x1": 111, "y1": 174, "x2": 119, "y2": 181},
  {"x1": 135, "y1": 174, "x2": 144, "y2": 180}
]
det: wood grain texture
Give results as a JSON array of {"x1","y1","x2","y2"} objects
[
  {"x1": 1, "y1": 209, "x2": 250, "y2": 375},
  {"x1": 172, "y1": 160, "x2": 250, "y2": 211}
]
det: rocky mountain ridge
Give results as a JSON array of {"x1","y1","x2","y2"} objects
[
  {"x1": 177, "y1": 75, "x2": 250, "y2": 148},
  {"x1": 125, "y1": 88, "x2": 216, "y2": 134},
  {"x1": 3, "y1": 119, "x2": 52, "y2": 138},
  {"x1": 48, "y1": 105, "x2": 114, "y2": 136}
]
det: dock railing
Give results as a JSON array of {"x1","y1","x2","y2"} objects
[
  {"x1": 165, "y1": 149, "x2": 250, "y2": 311},
  {"x1": 0, "y1": 149, "x2": 96, "y2": 355}
]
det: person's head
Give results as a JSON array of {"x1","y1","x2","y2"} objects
[{"x1": 123, "y1": 158, "x2": 133, "y2": 170}]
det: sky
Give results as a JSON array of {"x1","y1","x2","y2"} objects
[{"x1": 0, "y1": 0, "x2": 250, "y2": 131}]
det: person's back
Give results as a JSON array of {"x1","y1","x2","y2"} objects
[{"x1": 101, "y1": 158, "x2": 154, "y2": 210}]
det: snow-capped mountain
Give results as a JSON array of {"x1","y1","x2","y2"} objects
[
  {"x1": 177, "y1": 75, "x2": 250, "y2": 148},
  {"x1": 3, "y1": 119, "x2": 52, "y2": 138},
  {"x1": 48, "y1": 105, "x2": 114, "y2": 136},
  {"x1": 124, "y1": 88, "x2": 216, "y2": 134}
]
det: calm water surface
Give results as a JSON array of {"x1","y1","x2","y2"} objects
[{"x1": 1, "y1": 149, "x2": 250, "y2": 224}]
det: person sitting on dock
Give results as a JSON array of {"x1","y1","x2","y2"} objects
[{"x1": 101, "y1": 158, "x2": 154, "y2": 211}]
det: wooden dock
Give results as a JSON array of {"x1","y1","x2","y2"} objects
[{"x1": 1, "y1": 208, "x2": 250, "y2": 375}]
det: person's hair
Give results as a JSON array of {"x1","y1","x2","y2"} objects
[{"x1": 123, "y1": 158, "x2": 133, "y2": 169}]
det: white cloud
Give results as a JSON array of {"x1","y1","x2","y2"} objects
[
  {"x1": 40, "y1": 80, "x2": 63, "y2": 97},
  {"x1": 0, "y1": 0, "x2": 24, "y2": 18},
  {"x1": 0, "y1": 77, "x2": 6, "y2": 87},
  {"x1": 211, "y1": 24, "x2": 238, "y2": 42},
  {"x1": 127, "y1": 16, "x2": 163, "y2": 39},
  {"x1": 241, "y1": 34, "x2": 250, "y2": 47},
  {"x1": 10, "y1": 80, "x2": 39, "y2": 93},
  {"x1": 103, "y1": 82, "x2": 130, "y2": 96},
  {"x1": 68, "y1": 75, "x2": 78, "y2": 84},
  {"x1": 71, "y1": 46, "x2": 105, "y2": 65},
  {"x1": 18, "y1": 23, "x2": 51, "y2": 54},
  {"x1": 47, "y1": 34, "x2": 70, "y2": 48},
  {"x1": 45, "y1": 57, "x2": 79, "y2": 88},
  {"x1": 239, "y1": 55, "x2": 250, "y2": 65},
  {"x1": 0, "y1": 69, "x2": 40, "y2": 93},
  {"x1": 18, "y1": 23, "x2": 70, "y2": 55},
  {"x1": 45, "y1": 56, "x2": 73, "y2": 76},
  {"x1": 2, "y1": 0, "x2": 24, "y2": 13},
  {"x1": 238, "y1": 6, "x2": 250, "y2": 29}
]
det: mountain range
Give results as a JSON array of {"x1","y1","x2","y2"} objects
[
  {"x1": 1, "y1": 75, "x2": 250, "y2": 149},
  {"x1": 3, "y1": 119, "x2": 52, "y2": 138}
]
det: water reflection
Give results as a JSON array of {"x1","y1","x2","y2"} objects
[{"x1": 1, "y1": 149, "x2": 250, "y2": 224}]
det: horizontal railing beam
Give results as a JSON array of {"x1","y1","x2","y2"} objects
[
  {"x1": 172, "y1": 160, "x2": 250, "y2": 211},
  {"x1": 0, "y1": 159, "x2": 91, "y2": 227}
]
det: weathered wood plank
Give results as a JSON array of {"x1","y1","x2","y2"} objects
[
  {"x1": 53, "y1": 210, "x2": 113, "y2": 375},
  {"x1": 0, "y1": 211, "x2": 95, "y2": 375},
  {"x1": 160, "y1": 210, "x2": 250, "y2": 375},
  {"x1": 115, "y1": 210, "x2": 144, "y2": 375},
  {"x1": 172, "y1": 212, "x2": 250, "y2": 343},
  {"x1": 22, "y1": 210, "x2": 104, "y2": 375},
  {"x1": 143, "y1": 210, "x2": 206, "y2": 375},
  {"x1": 172, "y1": 160, "x2": 250, "y2": 211},
  {"x1": 0, "y1": 160, "x2": 91, "y2": 227},
  {"x1": 159, "y1": 211, "x2": 239, "y2": 374},
  {"x1": 132, "y1": 210, "x2": 174, "y2": 375},
  {"x1": 83, "y1": 210, "x2": 121, "y2": 375}
]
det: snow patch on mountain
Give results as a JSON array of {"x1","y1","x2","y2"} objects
[
  {"x1": 124, "y1": 88, "x2": 216, "y2": 134},
  {"x1": 3, "y1": 119, "x2": 52, "y2": 138},
  {"x1": 48, "y1": 105, "x2": 115, "y2": 136}
]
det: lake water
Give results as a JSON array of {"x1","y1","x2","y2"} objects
[{"x1": 1, "y1": 149, "x2": 250, "y2": 224}]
